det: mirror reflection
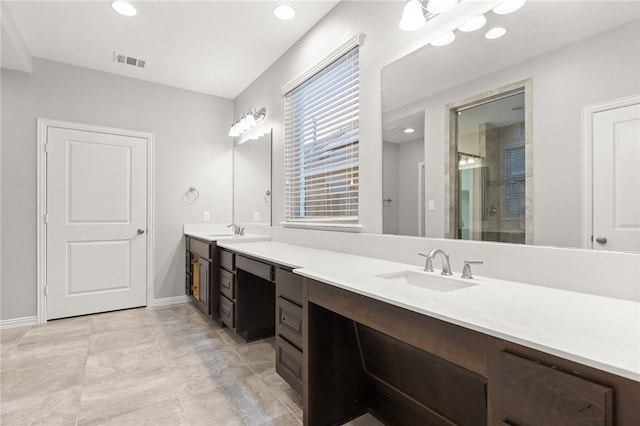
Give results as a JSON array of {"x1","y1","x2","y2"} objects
[
  {"x1": 382, "y1": 0, "x2": 640, "y2": 251},
  {"x1": 233, "y1": 130, "x2": 272, "y2": 226}
]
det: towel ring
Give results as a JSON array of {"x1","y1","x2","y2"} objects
[{"x1": 186, "y1": 186, "x2": 200, "y2": 201}]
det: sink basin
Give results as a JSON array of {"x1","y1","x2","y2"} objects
[{"x1": 375, "y1": 271, "x2": 477, "y2": 293}]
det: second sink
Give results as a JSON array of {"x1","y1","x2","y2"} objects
[{"x1": 376, "y1": 270, "x2": 478, "y2": 293}]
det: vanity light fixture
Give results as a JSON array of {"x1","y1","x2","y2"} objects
[
  {"x1": 399, "y1": 0, "x2": 462, "y2": 31},
  {"x1": 274, "y1": 4, "x2": 295, "y2": 20},
  {"x1": 426, "y1": 0, "x2": 458, "y2": 15},
  {"x1": 493, "y1": 0, "x2": 527, "y2": 15},
  {"x1": 404, "y1": 128, "x2": 416, "y2": 133},
  {"x1": 229, "y1": 107, "x2": 266, "y2": 138},
  {"x1": 431, "y1": 31, "x2": 456, "y2": 47},
  {"x1": 458, "y1": 15, "x2": 487, "y2": 32},
  {"x1": 485, "y1": 27, "x2": 507, "y2": 40},
  {"x1": 111, "y1": 1, "x2": 137, "y2": 17},
  {"x1": 399, "y1": 0, "x2": 427, "y2": 31}
]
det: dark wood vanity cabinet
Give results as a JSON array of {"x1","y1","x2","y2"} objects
[
  {"x1": 275, "y1": 267, "x2": 304, "y2": 394},
  {"x1": 303, "y1": 277, "x2": 640, "y2": 426},
  {"x1": 185, "y1": 237, "x2": 218, "y2": 320},
  {"x1": 218, "y1": 250, "x2": 276, "y2": 341}
]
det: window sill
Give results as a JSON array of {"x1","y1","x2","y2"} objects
[{"x1": 280, "y1": 221, "x2": 363, "y2": 233}]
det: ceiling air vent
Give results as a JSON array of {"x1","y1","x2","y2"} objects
[{"x1": 113, "y1": 52, "x2": 148, "y2": 69}]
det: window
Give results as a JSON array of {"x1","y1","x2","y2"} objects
[{"x1": 284, "y1": 44, "x2": 360, "y2": 226}]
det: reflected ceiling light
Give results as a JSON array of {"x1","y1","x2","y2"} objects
[
  {"x1": 493, "y1": 0, "x2": 527, "y2": 15},
  {"x1": 458, "y1": 15, "x2": 486, "y2": 32},
  {"x1": 399, "y1": 0, "x2": 426, "y2": 31},
  {"x1": 274, "y1": 4, "x2": 295, "y2": 20},
  {"x1": 404, "y1": 128, "x2": 416, "y2": 133},
  {"x1": 431, "y1": 31, "x2": 456, "y2": 47},
  {"x1": 111, "y1": 1, "x2": 137, "y2": 17},
  {"x1": 426, "y1": 0, "x2": 458, "y2": 15},
  {"x1": 485, "y1": 27, "x2": 507, "y2": 39},
  {"x1": 229, "y1": 107, "x2": 266, "y2": 137}
]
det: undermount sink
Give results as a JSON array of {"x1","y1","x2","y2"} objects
[{"x1": 375, "y1": 270, "x2": 478, "y2": 293}]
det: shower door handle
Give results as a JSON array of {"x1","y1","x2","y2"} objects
[{"x1": 595, "y1": 236, "x2": 607, "y2": 245}]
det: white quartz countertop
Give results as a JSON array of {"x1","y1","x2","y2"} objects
[
  {"x1": 217, "y1": 241, "x2": 640, "y2": 382},
  {"x1": 184, "y1": 231, "x2": 270, "y2": 243}
]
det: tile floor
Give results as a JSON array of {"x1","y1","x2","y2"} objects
[{"x1": 1, "y1": 303, "x2": 382, "y2": 426}]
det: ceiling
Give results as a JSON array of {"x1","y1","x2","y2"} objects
[{"x1": 2, "y1": 1, "x2": 340, "y2": 99}]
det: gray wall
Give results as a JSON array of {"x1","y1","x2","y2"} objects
[
  {"x1": 398, "y1": 139, "x2": 424, "y2": 236},
  {"x1": 1, "y1": 58, "x2": 233, "y2": 320}
]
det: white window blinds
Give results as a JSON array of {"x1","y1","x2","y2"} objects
[{"x1": 284, "y1": 46, "x2": 359, "y2": 224}]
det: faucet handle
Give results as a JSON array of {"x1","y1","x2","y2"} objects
[
  {"x1": 418, "y1": 253, "x2": 434, "y2": 272},
  {"x1": 461, "y1": 260, "x2": 483, "y2": 279}
]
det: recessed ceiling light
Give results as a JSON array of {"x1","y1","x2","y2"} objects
[
  {"x1": 274, "y1": 5, "x2": 295, "y2": 20},
  {"x1": 404, "y1": 128, "x2": 416, "y2": 133},
  {"x1": 485, "y1": 27, "x2": 507, "y2": 40},
  {"x1": 493, "y1": 0, "x2": 527, "y2": 15},
  {"x1": 458, "y1": 15, "x2": 487, "y2": 32},
  {"x1": 431, "y1": 31, "x2": 456, "y2": 47},
  {"x1": 427, "y1": 0, "x2": 459, "y2": 15}
]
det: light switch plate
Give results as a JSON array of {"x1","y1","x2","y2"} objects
[
  {"x1": 203, "y1": 211, "x2": 210, "y2": 222},
  {"x1": 428, "y1": 200, "x2": 435, "y2": 211},
  {"x1": 253, "y1": 211, "x2": 260, "y2": 221}
]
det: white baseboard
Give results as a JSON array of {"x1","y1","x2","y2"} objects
[
  {"x1": 151, "y1": 295, "x2": 189, "y2": 308},
  {"x1": 0, "y1": 316, "x2": 37, "y2": 329}
]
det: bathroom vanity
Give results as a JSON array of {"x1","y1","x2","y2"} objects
[{"x1": 214, "y1": 240, "x2": 639, "y2": 426}]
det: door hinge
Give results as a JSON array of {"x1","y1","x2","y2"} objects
[
  {"x1": 44, "y1": 214, "x2": 49, "y2": 224},
  {"x1": 44, "y1": 285, "x2": 48, "y2": 296},
  {"x1": 44, "y1": 143, "x2": 50, "y2": 153}
]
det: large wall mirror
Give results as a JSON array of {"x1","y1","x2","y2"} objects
[
  {"x1": 233, "y1": 130, "x2": 272, "y2": 226},
  {"x1": 382, "y1": 0, "x2": 639, "y2": 252}
]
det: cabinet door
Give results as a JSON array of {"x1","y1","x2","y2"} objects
[
  {"x1": 499, "y1": 352, "x2": 613, "y2": 426},
  {"x1": 198, "y1": 257, "x2": 210, "y2": 312}
]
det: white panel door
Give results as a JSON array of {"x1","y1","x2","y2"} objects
[
  {"x1": 593, "y1": 102, "x2": 640, "y2": 253},
  {"x1": 46, "y1": 127, "x2": 147, "y2": 319}
]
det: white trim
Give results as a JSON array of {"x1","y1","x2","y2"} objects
[
  {"x1": 151, "y1": 295, "x2": 190, "y2": 308},
  {"x1": 280, "y1": 221, "x2": 363, "y2": 233},
  {"x1": 281, "y1": 33, "x2": 365, "y2": 95},
  {"x1": 36, "y1": 119, "x2": 155, "y2": 324},
  {"x1": 0, "y1": 316, "x2": 37, "y2": 329},
  {"x1": 418, "y1": 162, "x2": 425, "y2": 237},
  {"x1": 581, "y1": 94, "x2": 640, "y2": 250},
  {"x1": 0, "y1": 2, "x2": 33, "y2": 73}
]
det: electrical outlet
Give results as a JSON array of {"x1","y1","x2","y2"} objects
[
  {"x1": 253, "y1": 211, "x2": 260, "y2": 221},
  {"x1": 203, "y1": 211, "x2": 210, "y2": 222}
]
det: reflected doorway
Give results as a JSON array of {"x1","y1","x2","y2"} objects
[{"x1": 447, "y1": 81, "x2": 532, "y2": 244}]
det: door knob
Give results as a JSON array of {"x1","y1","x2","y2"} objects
[
  {"x1": 137, "y1": 228, "x2": 145, "y2": 235},
  {"x1": 595, "y1": 236, "x2": 607, "y2": 244}
]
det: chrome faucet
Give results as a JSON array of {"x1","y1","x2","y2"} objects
[
  {"x1": 419, "y1": 249, "x2": 453, "y2": 275},
  {"x1": 227, "y1": 224, "x2": 245, "y2": 236}
]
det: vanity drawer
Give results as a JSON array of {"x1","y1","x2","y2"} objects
[
  {"x1": 276, "y1": 268, "x2": 303, "y2": 306},
  {"x1": 219, "y1": 295, "x2": 235, "y2": 329},
  {"x1": 276, "y1": 335, "x2": 303, "y2": 394},
  {"x1": 237, "y1": 255, "x2": 273, "y2": 282},
  {"x1": 220, "y1": 249, "x2": 235, "y2": 271},
  {"x1": 189, "y1": 238, "x2": 212, "y2": 260},
  {"x1": 219, "y1": 268, "x2": 235, "y2": 300},
  {"x1": 498, "y1": 351, "x2": 613, "y2": 426},
  {"x1": 276, "y1": 296, "x2": 303, "y2": 350}
]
